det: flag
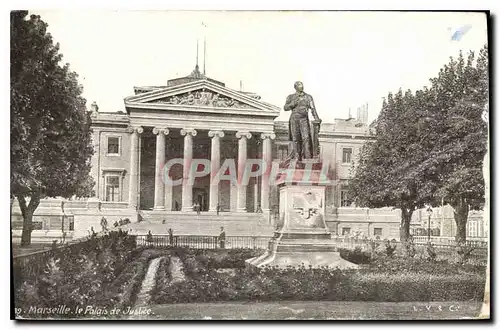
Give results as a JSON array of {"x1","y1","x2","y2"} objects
[{"x1": 450, "y1": 24, "x2": 472, "y2": 41}]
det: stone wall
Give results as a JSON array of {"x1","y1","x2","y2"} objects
[{"x1": 11, "y1": 198, "x2": 138, "y2": 242}]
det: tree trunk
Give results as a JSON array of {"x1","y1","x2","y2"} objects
[
  {"x1": 10, "y1": 196, "x2": 14, "y2": 218},
  {"x1": 17, "y1": 194, "x2": 41, "y2": 246},
  {"x1": 399, "y1": 207, "x2": 413, "y2": 243},
  {"x1": 453, "y1": 198, "x2": 469, "y2": 244}
]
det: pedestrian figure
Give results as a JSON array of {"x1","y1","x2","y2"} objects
[
  {"x1": 100, "y1": 216, "x2": 108, "y2": 232},
  {"x1": 168, "y1": 228, "x2": 174, "y2": 246},
  {"x1": 219, "y1": 226, "x2": 226, "y2": 249},
  {"x1": 146, "y1": 230, "x2": 153, "y2": 246},
  {"x1": 216, "y1": 203, "x2": 220, "y2": 216}
]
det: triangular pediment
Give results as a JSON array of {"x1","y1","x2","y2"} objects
[
  {"x1": 124, "y1": 80, "x2": 280, "y2": 114},
  {"x1": 146, "y1": 88, "x2": 258, "y2": 109}
]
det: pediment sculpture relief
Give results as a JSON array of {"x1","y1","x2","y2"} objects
[{"x1": 152, "y1": 90, "x2": 253, "y2": 109}]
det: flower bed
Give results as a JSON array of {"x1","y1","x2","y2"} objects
[
  {"x1": 14, "y1": 232, "x2": 146, "y2": 319},
  {"x1": 106, "y1": 249, "x2": 165, "y2": 314},
  {"x1": 152, "y1": 248, "x2": 486, "y2": 304}
]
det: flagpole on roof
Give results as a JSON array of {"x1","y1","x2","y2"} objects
[
  {"x1": 201, "y1": 21, "x2": 207, "y2": 76},
  {"x1": 204, "y1": 37, "x2": 207, "y2": 76},
  {"x1": 196, "y1": 39, "x2": 199, "y2": 68}
]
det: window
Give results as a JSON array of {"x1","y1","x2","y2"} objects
[
  {"x1": 342, "y1": 227, "x2": 351, "y2": 236},
  {"x1": 374, "y1": 228, "x2": 383, "y2": 237},
  {"x1": 468, "y1": 221, "x2": 477, "y2": 238},
  {"x1": 105, "y1": 175, "x2": 120, "y2": 202},
  {"x1": 107, "y1": 137, "x2": 120, "y2": 155},
  {"x1": 277, "y1": 144, "x2": 289, "y2": 161},
  {"x1": 68, "y1": 216, "x2": 74, "y2": 231},
  {"x1": 49, "y1": 217, "x2": 62, "y2": 230},
  {"x1": 340, "y1": 190, "x2": 352, "y2": 207},
  {"x1": 342, "y1": 148, "x2": 352, "y2": 163}
]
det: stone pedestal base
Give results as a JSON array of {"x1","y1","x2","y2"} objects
[
  {"x1": 246, "y1": 165, "x2": 358, "y2": 269},
  {"x1": 246, "y1": 234, "x2": 359, "y2": 269}
]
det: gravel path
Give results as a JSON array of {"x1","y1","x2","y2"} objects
[
  {"x1": 132, "y1": 257, "x2": 163, "y2": 309},
  {"x1": 129, "y1": 301, "x2": 484, "y2": 320},
  {"x1": 169, "y1": 256, "x2": 186, "y2": 284}
]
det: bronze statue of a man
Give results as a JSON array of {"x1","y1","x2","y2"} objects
[{"x1": 284, "y1": 81, "x2": 321, "y2": 161}]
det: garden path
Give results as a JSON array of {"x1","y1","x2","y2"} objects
[
  {"x1": 132, "y1": 257, "x2": 163, "y2": 310},
  {"x1": 169, "y1": 257, "x2": 186, "y2": 284},
  {"x1": 129, "y1": 301, "x2": 483, "y2": 320}
]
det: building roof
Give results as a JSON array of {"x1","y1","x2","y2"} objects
[
  {"x1": 134, "y1": 65, "x2": 226, "y2": 96},
  {"x1": 274, "y1": 118, "x2": 372, "y2": 138}
]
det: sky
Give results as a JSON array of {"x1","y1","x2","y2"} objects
[{"x1": 32, "y1": 10, "x2": 488, "y2": 124}]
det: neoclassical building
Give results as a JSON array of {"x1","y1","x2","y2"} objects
[
  {"x1": 89, "y1": 66, "x2": 372, "y2": 215},
  {"x1": 12, "y1": 65, "x2": 485, "y2": 242}
]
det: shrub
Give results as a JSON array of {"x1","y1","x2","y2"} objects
[
  {"x1": 14, "y1": 232, "x2": 140, "y2": 319},
  {"x1": 339, "y1": 247, "x2": 371, "y2": 264},
  {"x1": 403, "y1": 238, "x2": 417, "y2": 258},
  {"x1": 426, "y1": 242, "x2": 437, "y2": 262},
  {"x1": 384, "y1": 239, "x2": 397, "y2": 258},
  {"x1": 369, "y1": 240, "x2": 381, "y2": 259},
  {"x1": 366, "y1": 255, "x2": 486, "y2": 275},
  {"x1": 456, "y1": 243, "x2": 475, "y2": 264},
  {"x1": 350, "y1": 272, "x2": 484, "y2": 302}
]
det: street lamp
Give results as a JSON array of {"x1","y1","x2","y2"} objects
[{"x1": 426, "y1": 206, "x2": 433, "y2": 242}]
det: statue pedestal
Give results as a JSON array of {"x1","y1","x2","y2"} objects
[{"x1": 246, "y1": 165, "x2": 358, "y2": 269}]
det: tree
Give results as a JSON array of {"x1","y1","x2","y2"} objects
[
  {"x1": 426, "y1": 48, "x2": 488, "y2": 243},
  {"x1": 350, "y1": 47, "x2": 488, "y2": 244},
  {"x1": 348, "y1": 89, "x2": 435, "y2": 243},
  {"x1": 11, "y1": 11, "x2": 95, "y2": 246}
]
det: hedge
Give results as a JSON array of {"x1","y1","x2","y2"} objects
[{"x1": 14, "y1": 232, "x2": 143, "y2": 319}]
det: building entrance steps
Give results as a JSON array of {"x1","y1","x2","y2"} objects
[{"x1": 124, "y1": 211, "x2": 275, "y2": 236}]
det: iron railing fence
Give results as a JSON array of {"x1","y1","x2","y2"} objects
[
  {"x1": 136, "y1": 234, "x2": 487, "y2": 257},
  {"x1": 411, "y1": 235, "x2": 488, "y2": 246},
  {"x1": 136, "y1": 234, "x2": 271, "y2": 250}
]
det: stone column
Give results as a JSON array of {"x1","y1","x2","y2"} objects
[
  {"x1": 208, "y1": 130, "x2": 225, "y2": 212},
  {"x1": 236, "y1": 131, "x2": 252, "y2": 212},
  {"x1": 261, "y1": 133, "x2": 276, "y2": 213},
  {"x1": 128, "y1": 126, "x2": 143, "y2": 209},
  {"x1": 152, "y1": 127, "x2": 169, "y2": 210},
  {"x1": 180, "y1": 128, "x2": 197, "y2": 211},
  {"x1": 165, "y1": 160, "x2": 173, "y2": 211}
]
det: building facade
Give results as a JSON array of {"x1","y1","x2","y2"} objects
[{"x1": 89, "y1": 67, "x2": 375, "y2": 215}]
